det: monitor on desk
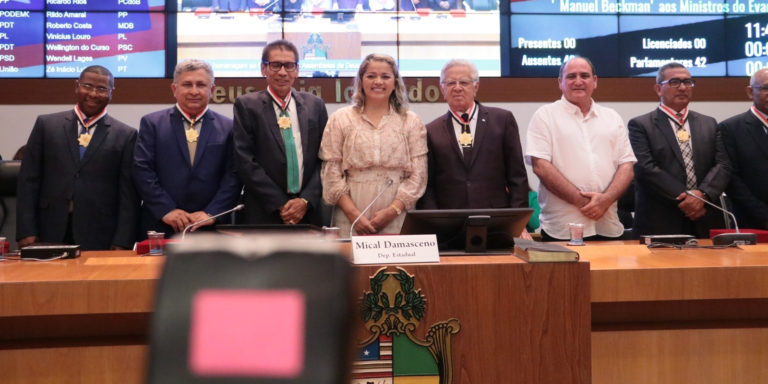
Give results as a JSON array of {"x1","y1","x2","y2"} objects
[{"x1": 400, "y1": 208, "x2": 533, "y2": 255}]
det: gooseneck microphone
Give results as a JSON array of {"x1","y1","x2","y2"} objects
[
  {"x1": 684, "y1": 191, "x2": 757, "y2": 245},
  {"x1": 181, "y1": 204, "x2": 245, "y2": 241},
  {"x1": 350, "y1": 180, "x2": 394, "y2": 238}
]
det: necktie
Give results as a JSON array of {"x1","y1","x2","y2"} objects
[
  {"x1": 79, "y1": 118, "x2": 91, "y2": 159},
  {"x1": 277, "y1": 104, "x2": 300, "y2": 194},
  {"x1": 461, "y1": 112, "x2": 472, "y2": 168},
  {"x1": 187, "y1": 119, "x2": 199, "y2": 166},
  {"x1": 676, "y1": 112, "x2": 697, "y2": 190}
]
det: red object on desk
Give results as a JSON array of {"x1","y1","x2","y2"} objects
[
  {"x1": 136, "y1": 239, "x2": 180, "y2": 255},
  {"x1": 250, "y1": 7, "x2": 265, "y2": 15},
  {"x1": 2, "y1": 242, "x2": 8, "y2": 253},
  {"x1": 710, "y1": 229, "x2": 768, "y2": 243},
  {"x1": 194, "y1": 7, "x2": 212, "y2": 16},
  {"x1": 311, "y1": 7, "x2": 325, "y2": 15},
  {"x1": 450, "y1": 9, "x2": 466, "y2": 17},
  {"x1": 416, "y1": 8, "x2": 431, "y2": 15}
]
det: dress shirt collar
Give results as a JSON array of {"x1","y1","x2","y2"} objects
[
  {"x1": 558, "y1": 95, "x2": 598, "y2": 118},
  {"x1": 752, "y1": 105, "x2": 768, "y2": 119},
  {"x1": 660, "y1": 103, "x2": 689, "y2": 115}
]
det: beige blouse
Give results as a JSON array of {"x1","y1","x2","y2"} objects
[{"x1": 319, "y1": 105, "x2": 428, "y2": 210}]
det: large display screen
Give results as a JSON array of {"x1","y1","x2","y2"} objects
[
  {"x1": 175, "y1": 7, "x2": 501, "y2": 77},
  {"x1": 508, "y1": 0, "x2": 765, "y2": 77},
  {"x1": 0, "y1": 0, "x2": 165, "y2": 78},
  {"x1": 3, "y1": 0, "x2": 768, "y2": 78}
]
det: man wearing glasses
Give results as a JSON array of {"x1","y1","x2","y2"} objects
[
  {"x1": 629, "y1": 62, "x2": 731, "y2": 238},
  {"x1": 16, "y1": 65, "x2": 139, "y2": 250},
  {"x1": 717, "y1": 67, "x2": 768, "y2": 230},
  {"x1": 133, "y1": 59, "x2": 242, "y2": 239},
  {"x1": 233, "y1": 39, "x2": 328, "y2": 226},
  {"x1": 418, "y1": 59, "x2": 530, "y2": 237}
]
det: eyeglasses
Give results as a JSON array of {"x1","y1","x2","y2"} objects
[
  {"x1": 659, "y1": 78, "x2": 695, "y2": 88},
  {"x1": 751, "y1": 85, "x2": 768, "y2": 93},
  {"x1": 263, "y1": 61, "x2": 298, "y2": 72},
  {"x1": 78, "y1": 82, "x2": 112, "y2": 95},
  {"x1": 441, "y1": 79, "x2": 477, "y2": 89}
]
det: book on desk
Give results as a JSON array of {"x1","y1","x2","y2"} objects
[{"x1": 513, "y1": 238, "x2": 579, "y2": 263}]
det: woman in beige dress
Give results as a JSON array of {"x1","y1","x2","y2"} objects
[{"x1": 320, "y1": 53, "x2": 428, "y2": 238}]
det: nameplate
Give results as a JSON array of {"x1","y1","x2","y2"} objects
[{"x1": 350, "y1": 235, "x2": 440, "y2": 265}]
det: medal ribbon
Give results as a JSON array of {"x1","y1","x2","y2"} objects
[
  {"x1": 659, "y1": 104, "x2": 688, "y2": 127},
  {"x1": 74, "y1": 104, "x2": 107, "y2": 158},
  {"x1": 750, "y1": 106, "x2": 768, "y2": 130},
  {"x1": 267, "y1": 86, "x2": 300, "y2": 194},
  {"x1": 449, "y1": 102, "x2": 477, "y2": 130},
  {"x1": 176, "y1": 104, "x2": 208, "y2": 127},
  {"x1": 74, "y1": 104, "x2": 107, "y2": 130},
  {"x1": 267, "y1": 85, "x2": 292, "y2": 113}
]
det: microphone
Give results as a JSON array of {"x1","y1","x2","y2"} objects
[
  {"x1": 181, "y1": 204, "x2": 245, "y2": 241},
  {"x1": 350, "y1": 179, "x2": 393, "y2": 238},
  {"x1": 684, "y1": 191, "x2": 757, "y2": 245}
]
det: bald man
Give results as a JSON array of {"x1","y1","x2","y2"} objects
[{"x1": 718, "y1": 68, "x2": 768, "y2": 230}]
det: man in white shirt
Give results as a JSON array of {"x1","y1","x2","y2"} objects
[
  {"x1": 526, "y1": 57, "x2": 636, "y2": 241},
  {"x1": 628, "y1": 62, "x2": 730, "y2": 238}
]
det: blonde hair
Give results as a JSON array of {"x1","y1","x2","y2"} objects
[{"x1": 351, "y1": 54, "x2": 409, "y2": 114}]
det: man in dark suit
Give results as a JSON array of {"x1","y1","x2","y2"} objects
[
  {"x1": 213, "y1": 0, "x2": 246, "y2": 11},
  {"x1": 233, "y1": 39, "x2": 328, "y2": 226},
  {"x1": 16, "y1": 66, "x2": 139, "y2": 250},
  {"x1": 418, "y1": 59, "x2": 528, "y2": 216},
  {"x1": 629, "y1": 62, "x2": 731, "y2": 238},
  {"x1": 718, "y1": 67, "x2": 768, "y2": 230},
  {"x1": 133, "y1": 59, "x2": 242, "y2": 239},
  {"x1": 429, "y1": 0, "x2": 456, "y2": 10}
]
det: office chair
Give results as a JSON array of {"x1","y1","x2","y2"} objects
[
  {"x1": 0, "y1": 160, "x2": 21, "y2": 250},
  {"x1": 147, "y1": 235, "x2": 353, "y2": 384}
]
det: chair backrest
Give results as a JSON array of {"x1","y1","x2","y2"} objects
[
  {"x1": 0, "y1": 161, "x2": 21, "y2": 248},
  {"x1": 147, "y1": 235, "x2": 353, "y2": 384},
  {"x1": 0, "y1": 160, "x2": 21, "y2": 197}
]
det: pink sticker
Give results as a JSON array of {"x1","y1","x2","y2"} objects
[{"x1": 189, "y1": 289, "x2": 306, "y2": 378}]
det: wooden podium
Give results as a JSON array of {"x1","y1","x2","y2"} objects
[
  {"x1": 353, "y1": 257, "x2": 591, "y2": 384},
  {"x1": 0, "y1": 251, "x2": 591, "y2": 384}
]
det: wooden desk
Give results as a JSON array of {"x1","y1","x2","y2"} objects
[
  {"x1": 579, "y1": 242, "x2": 768, "y2": 384},
  {"x1": 4, "y1": 242, "x2": 767, "y2": 384},
  {"x1": 0, "y1": 250, "x2": 591, "y2": 384},
  {"x1": 0, "y1": 252, "x2": 161, "y2": 384}
]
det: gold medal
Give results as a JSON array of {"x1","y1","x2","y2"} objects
[
  {"x1": 459, "y1": 131, "x2": 473, "y2": 147},
  {"x1": 78, "y1": 132, "x2": 92, "y2": 147},
  {"x1": 277, "y1": 116, "x2": 292, "y2": 129},
  {"x1": 677, "y1": 130, "x2": 690, "y2": 143},
  {"x1": 186, "y1": 128, "x2": 199, "y2": 143}
]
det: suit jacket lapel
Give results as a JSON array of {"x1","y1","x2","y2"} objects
[
  {"x1": 192, "y1": 109, "x2": 214, "y2": 169},
  {"x1": 442, "y1": 112, "x2": 464, "y2": 161},
  {"x1": 746, "y1": 112, "x2": 768, "y2": 159},
  {"x1": 78, "y1": 115, "x2": 110, "y2": 170},
  {"x1": 64, "y1": 111, "x2": 81, "y2": 166},
  {"x1": 170, "y1": 108, "x2": 192, "y2": 167},
  {"x1": 261, "y1": 91, "x2": 286, "y2": 156},
  {"x1": 468, "y1": 102, "x2": 487, "y2": 168},
  {"x1": 688, "y1": 113, "x2": 705, "y2": 176},
  {"x1": 293, "y1": 92, "x2": 310, "y2": 158},
  {"x1": 653, "y1": 109, "x2": 686, "y2": 168}
]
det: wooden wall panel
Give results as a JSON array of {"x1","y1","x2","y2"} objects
[
  {"x1": 0, "y1": 77, "x2": 751, "y2": 104},
  {"x1": 0, "y1": 344, "x2": 147, "y2": 384},
  {"x1": 353, "y1": 261, "x2": 592, "y2": 384},
  {"x1": 592, "y1": 328, "x2": 768, "y2": 384}
]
